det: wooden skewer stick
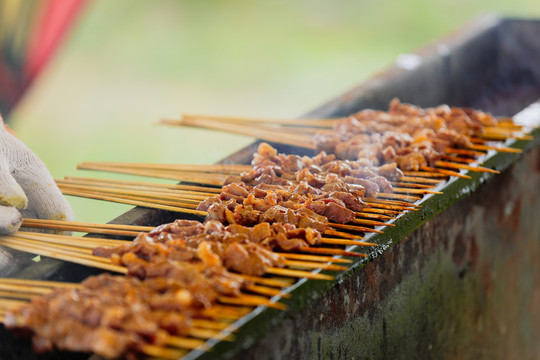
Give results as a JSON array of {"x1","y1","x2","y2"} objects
[
  {"x1": 58, "y1": 183, "x2": 210, "y2": 202},
  {"x1": 478, "y1": 133, "x2": 533, "y2": 141},
  {"x1": 22, "y1": 218, "x2": 154, "y2": 233},
  {"x1": 244, "y1": 284, "x2": 289, "y2": 298},
  {"x1": 468, "y1": 144, "x2": 522, "y2": 153},
  {"x1": 351, "y1": 218, "x2": 393, "y2": 227},
  {"x1": 364, "y1": 201, "x2": 417, "y2": 211},
  {"x1": 440, "y1": 155, "x2": 476, "y2": 164},
  {"x1": 76, "y1": 163, "x2": 226, "y2": 185},
  {"x1": 391, "y1": 187, "x2": 442, "y2": 195},
  {"x1": 161, "y1": 117, "x2": 317, "y2": 150},
  {"x1": 323, "y1": 229, "x2": 364, "y2": 239},
  {"x1": 399, "y1": 176, "x2": 442, "y2": 185},
  {"x1": 191, "y1": 319, "x2": 232, "y2": 331},
  {"x1": 361, "y1": 207, "x2": 401, "y2": 216},
  {"x1": 60, "y1": 188, "x2": 208, "y2": 216},
  {"x1": 237, "y1": 275, "x2": 293, "y2": 289},
  {"x1": 139, "y1": 344, "x2": 186, "y2": 360},
  {"x1": 418, "y1": 166, "x2": 470, "y2": 179},
  {"x1": 391, "y1": 182, "x2": 436, "y2": 189},
  {"x1": 0, "y1": 239, "x2": 128, "y2": 274},
  {"x1": 0, "y1": 278, "x2": 82, "y2": 289},
  {"x1": 218, "y1": 295, "x2": 287, "y2": 310},
  {"x1": 365, "y1": 197, "x2": 421, "y2": 207},
  {"x1": 376, "y1": 192, "x2": 421, "y2": 202},
  {"x1": 78, "y1": 161, "x2": 251, "y2": 173},
  {"x1": 266, "y1": 267, "x2": 334, "y2": 280},
  {"x1": 331, "y1": 223, "x2": 383, "y2": 233},
  {"x1": 282, "y1": 260, "x2": 348, "y2": 272},
  {"x1": 299, "y1": 247, "x2": 367, "y2": 258},
  {"x1": 356, "y1": 212, "x2": 395, "y2": 220},
  {"x1": 402, "y1": 170, "x2": 449, "y2": 178},
  {"x1": 65, "y1": 176, "x2": 222, "y2": 193},
  {"x1": 434, "y1": 160, "x2": 500, "y2": 174},
  {"x1": 319, "y1": 238, "x2": 377, "y2": 246},
  {"x1": 445, "y1": 147, "x2": 486, "y2": 157},
  {"x1": 179, "y1": 113, "x2": 342, "y2": 127},
  {"x1": 164, "y1": 335, "x2": 207, "y2": 350},
  {"x1": 276, "y1": 253, "x2": 352, "y2": 264}
]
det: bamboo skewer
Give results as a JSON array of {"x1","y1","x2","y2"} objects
[
  {"x1": 434, "y1": 160, "x2": 500, "y2": 174},
  {"x1": 277, "y1": 253, "x2": 352, "y2": 263},
  {"x1": 0, "y1": 233, "x2": 339, "y2": 286},
  {"x1": 468, "y1": 144, "x2": 522, "y2": 153},
  {"x1": 319, "y1": 238, "x2": 377, "y2": 246},
  {"x1": 65, "y1": 176, "x2": 222, "y2": 193},
  {"x1": 59, "y1": 179, "x2": 417, "y2": 216},
  {"x1": 419, "y1": 166, "x2": 471, "y2": 179},
  {"x1": 58, "y1": 186, "x2": 398, "y2": 235},
  {"x1": 160, "y1": 118, "x2": 317, "y2": 149},
  {"x1": 174, "y1": 114, "x2": 341, "y2": 127},
  {"x1": 17, "y1": 226, "x2": 354, "y2": 271}
]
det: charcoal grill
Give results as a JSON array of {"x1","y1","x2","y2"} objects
[{"x1": 1, "y1": 15, "x2": 539, "y2": 360}]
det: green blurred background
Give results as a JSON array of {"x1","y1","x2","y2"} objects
[{"x1": 8, "y1": 0, "x2": 540, "y2": 224}]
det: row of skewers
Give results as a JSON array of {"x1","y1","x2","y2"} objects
[{"x1": 0, "y1": 99, "x2": 535, "y2": 359}]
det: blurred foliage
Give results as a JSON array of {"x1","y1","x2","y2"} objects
[{"x1": 7, "y1": 0, "x2": 540, "y2": 223}]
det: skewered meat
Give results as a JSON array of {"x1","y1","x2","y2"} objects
[
  {"x1": 312, "y1": 98, "x2": 501, "y2": 169},
  {"x1": 5, "y1": 274, "x2": 201, "y2": 359}
]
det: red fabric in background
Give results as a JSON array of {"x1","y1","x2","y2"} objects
[
  {"x1": 24, "y1": 0, "x2": 88, "y2": 86},
  {"x1": 0, "y1": 0, "x2": 88, "y2": 116}
]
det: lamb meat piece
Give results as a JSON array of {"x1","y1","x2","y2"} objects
[
  {"x1": 223, "y1": 174, "x2": 242, "y2": 185},
  {"x1": 224, "y1": 223, "x2": 252, "y2": 237},
  {"x1": 94, "y1": 234, "x2": 167, "y2": 262},
  {"x1": 285, "y1": 227, "x2": 322, "y2": 246},
  {"x1": 305, "y1": 200, "x2": 327, "y2": 215},
  {"x1": 296, "y1": 168, "x2": 326, "y2": 188},
  {"x1": 327, "y1": 191, "x2": 366, "y2": 211},
  {"x1": 203, "y1": 269, "x2": 243, "y2": 297},
  {"x1": 220, "y1": 182, "x2": 249, "y2": 202},
  {"x1": 254, "y1": 173, "x2": 292, "y2": 186},
  {"x1": 233, "y1": 204, "x2": 261, "y2": 226},
  {"x1": 250, "y1": 222, "x2": 273, "y2": 243},
  {"x1": 252, "y1": 142, "x2": 278, "y2": 165},
  {"x1": 310, "y1": 151, "x2": 336, "y2": 166},
  {"x1": 437, "y1": 127, "x2": 473, "y2": 148},
  {"x1": 290, "y1": 181, "x2": 322, "y2": 196},
  {"x1": 323, "y1": 201, "x2": 356, "y2": 223},
  {"x1": 295, "y1": 208, "x2": 329, "y2": 232},
  {"x1": 243, "y1": 193, "x2": 275, "y2": 212},
  {"x1": 203, "y1": 220, "x2": 226, "y2": 234},
  {"x1": 313, "y1": 133, "x2": 340, "y2": 153},
  {"x1": 369, "y1": 176, "x2": 393, "y2": 193},
  {"x1": 271, "y1": 232, "x2": 308, "y2": 251},
  {"x1": 197, "y1": 196, "x2": 221, "y2": 212},
  {"x1": 343, "y1": 176, "x2": 380, "y2": 198},
  {"x1": 335, "y1": 138, "x2": 365, "y2": 160},
  {"x1": 149, "y1": 219, "x2": 204, "y2": 238},
  {"x1": 396, "y1": 152, "x2": 427, "y2": 171},
  {"x1": 320, "y1": 160, "x2": 353, "y2": 177},
  {"x1": 277, "y1": 154, "x2": 305, "y2": 172},
  {"x1": 376, "y1": 163, "x2": 403, "y2": 181},
  {"x1": 349, "y1": 167, "x2": 377, "y2": 179},
  {"x1": 222, "y1": 242, "x2": 266, "y2": 276},
  {"x1": 205, "y1": 202, "x2": 227, "y2": 223},
  {"x1": 321, "y1": 180, "x2": 350, "y2": 193},
  {"x1": 197, "y1": 241, "x2": 223, "y2": 267},
  {"x1": 261, "y1": 205, "x2": 300, "y2": 225}
]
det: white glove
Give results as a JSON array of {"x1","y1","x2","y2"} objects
[{"x1": 0, "y1": 119, "x2": 73, "y2": 235}]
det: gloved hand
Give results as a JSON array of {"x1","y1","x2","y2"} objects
[{"x1": 0, "y1": 118, "x2": 73, "y2": 234}]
